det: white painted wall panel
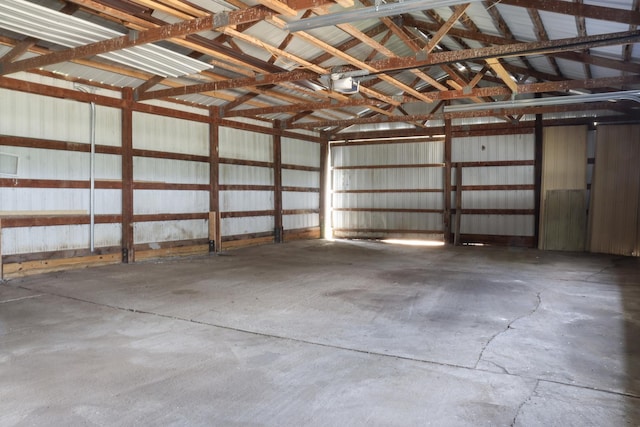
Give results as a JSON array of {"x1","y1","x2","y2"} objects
[
  {"x1": 333, "y1": 168, "x2": 443, "y2": 191},
  {"x1": 283, "y1": 192, "x2": 319, "y2": 210},
  {"x1": 219, "y1": 127, "x2": 272, "y2": 162},
  {"x1": 0, "y1": 90, "x2": 120, "y2": 146},
  {"x1": 133, "y1": 190, "x2": 208, "y2": 214},
  {"x1": 219, "y1": 164, "x2": 273, "y2": 185},
  {"x1": 221, "y1": 190, "x2": 273, "y2": 212},
  {"x1": 281, "y1": 138, "x2": 320, "y2": 167},
  {"x1": 222, "y1": 216, "x2": 274, "y2": 236},
  {"x1": 332, "y1": 141, "x2": 443, "y2": 167},
  {"x1": 460, "y1": 215, "x2": 535, "y2": 236},
  {"x1": 453, "y1": 134, "x2": 534, "y2": 162},
  {"x1": 333, "y1": 212, "x2": 442, "y2": 231},
  {"x1": 0, "y1": 147, "x2": 121, "y2": 180},
  {"x1": 2, "y1": 223, "x2": 121, "y2": 255},
  {"x1": 134, "y1": 220, "x2": 207, "y2": 244},
  {"x1": 333, "y1": 192, "x2": 443, "y2": 209},
  {"x1": 283, "y1": 213, "x2": 319, "y2": 230},
  {"x1": 0, "y1": 188, "x2": 121, "y2": 215},
  {"x1": 133, "y1": 157, "x2": 209, "y2": 184},
  {"x1": 133, "y1": 112, "x2": 208, "y2": 156},
  {"x1": 464, "y1": 190, "x2": 534, "y2": 209},
  {"x1": 282, "y1": 169, "x2": 319, "y2": 188},
  {"x1": 461, "y1": 166, "x2": 534, "y2": 185}
]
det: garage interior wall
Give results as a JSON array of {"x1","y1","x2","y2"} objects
[
  {"x1": 330, "y1": 140, "x2": 444, "y2": 240},
  {"x1": 589, "y1": 124, "x2": 640, "y2": 256},
  {"x1": 0, "y1": 79, "x2": 322, "y2": 277},
  {"x1": 539, "y1": 125, "x2": 588, "y2": 251}
]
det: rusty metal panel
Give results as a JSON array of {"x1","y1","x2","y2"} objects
[
  {"x1": 133, "y1": 112, "x2": 208, "y2": 156},
  {"x1": 589, "y1": 124, "x2": 640, "y2": 256}
]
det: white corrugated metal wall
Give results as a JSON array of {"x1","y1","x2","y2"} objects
[
  {"x1": 452, "y1": 133, "x2": 536, "y2": 244},
  {"x1": 132, "y1": 112, "x2": 209, "y2": 246},
  {"x1": 219, "y1": 126, "x2": 275, "y2": 238},
  {"x1": 281, "y1": 137, "x2": 321, "y2": 233},
  {"x1": 0, "y1": 88, "x2": 121, "y2": 255},
  {"x1": 331, "y1": 140, "x2": 444, "y2": 239}
]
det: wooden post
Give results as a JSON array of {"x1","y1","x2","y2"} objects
[
  {"x1": 319, "y1": 140, "x2": 328, "y2": 239},
  {"x1": 0, "y1": 219, "x2": 3, "y2": 281},
  {"x1": 444, "y1": 117, "x2": 453, "y2": 244},
  {"x1": 454, "y1": 163, "x2": 462, "y2": 246},
  {"x1": 273, "y1": 129, "x2": 283, "y2": 243},
  {"x1": 209, "y1": 107, "x2": 221, "y2": 252},
  {"x1": 534, "y1": 108, "x2": 544, "y2": 248},
  {"x1": 121, "y1": 88, "x2": 134, "y2": 263}
]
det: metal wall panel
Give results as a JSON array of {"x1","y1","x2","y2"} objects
[
  {"x1": 2, "y1": 224, "x2": 121, "y2": 255},
  {"x1": 282, "y1": 169, "x2": 319, "y2": 188},
  {"x1": 283, "y1": 191, "x2": 319, "y2": 210},
  {"x1": 282, "y1": 138, "x2": 320, "y2": 167},
  {"x1": 219, "y1": 127, "x2": 272, "y2": 162},
  {"x1": 589, "y1": 124, "x2": 640, "y2": 256},
  {"x1": 333, "y1": 212, "x2": 443, "y2": 231},
  {"x1": 133, "y1": 112, "x2": 208, "y2": 155},
  {"x1": 332, "y1": 192, "x2": 443, "y2": 210},
  {"x1": 219, "y1": 164, "x2": 273, "y2": 185},
  {"x1": 333, "y1": 168, "x2": 443, "y2": 191},
  {"x1": 133, "y1": 190, "x2": 208, "y2": 215},
  {"x1": 283, "y1": 213, "x2": 319, "y2": 230},
  {"x1": 221, "y1": 190, "x2": 273, "y2": 212},
  {"x1": 331, "y1": 141, "x2": 444, "y2": 237},
  {"x1": 134, "y1": 220, "x2": 207, "y2": 244},
  {"x1": 453, "y1": 134, "x2": 534, "y2": 162},
  {"x1": 540, "y1": 126, "x2": 588, "y2": 249},
  {"x1": 133, "y1": 157, "x2": 209, "y2": 184},
  {"x1": 452, "y1": 133, "x2": 535, "y2": 240},
  {"x1": 0, "y1": 147, "x2": 121, "y2": 180},
  {"x1": 0, "y1": 188, "x2": 121, "y2": 215},
  {"x1": 332, "y1": 141, "x2": 443, "y2": 167},
  {"x1": 222, "y1": 216, "x2": 274, "y2": 236}
]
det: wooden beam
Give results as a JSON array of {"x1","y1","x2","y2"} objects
[
  {"x1": 485, "y1": 57, "x2": 518, "y2": 93},
  {"x1": 290, "y1": 113, "x2": 438, "y2": 129},
  {"x1": 534, "y1": 106, "x2": 543, "y2": 248},
  {"x1": 423, "y1": 3, "x2": 472, "y2": 53},
  {"x1": 454, "y1": 164, "x2": 462, "y2": 246},
  {"x1": 273, "y1": 131, "x2": 283, "y2": 243},
  {"x1": 528, "y1": 7, "x2": 564, "y2": 78},
  {"x1": 142, "y1": 30, "x2": 640, "y2": 100},
  {"x1": 444, "y1": 117, "x2": 452, "y2": 244},
  {"x1": 224, "y1": 98, "x2": 381, "y2": 117},
  {"x1": 0, "y1": 37, "x2": 36, "y2": 65},
  {"x1": 210, "y1": 107, "x2": 221, "y2": 252},
  {"x1": 0, "y1": 6, "x2": 275, "y2": 75},
  {"x1": 121, "y1": 88, "x2": 134, "y2": 263},
  {"x1": 256, "y1": 0, "x2": 297, "y2": 16},
  {"x1": 495, "y1": 0, "x2": 640, "y2": 26}
]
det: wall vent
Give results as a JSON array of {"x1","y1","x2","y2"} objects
[{"x1": 0, "y1": 152, "x2": 19, "y2": 176}]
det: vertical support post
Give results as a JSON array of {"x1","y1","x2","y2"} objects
[
  {"x1": 209, "y1": 107, "x2": 221, "y2": 252},
  {"x1": 273, "y1": 126, "x2": 283, "y2": 243},
  {"x1": 0, "y1": 219, "x2": 3, "y2": 281},
  {"x1": 444, "y1": 117, "x2": 453, "y2": 244},
  {"x1": 534, "y1": 110, "x2": 544, "y2": 248},
  {"x1": 454, "y1": 163, "x2": 462, "y2": 246},
  {"x1": 319, "y1": 139, "x2": 328, "y2": 239},
  {"x1": 121, "y1": 88, "x2": 134, "y2": 263}
]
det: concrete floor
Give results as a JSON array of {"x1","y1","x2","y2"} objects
[{"x1": 1, "y1": 239, "x2": 639, "y2": 426}]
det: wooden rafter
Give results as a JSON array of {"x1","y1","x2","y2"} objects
[{"x1": 495, "y1": 0, "x2": 640, "y2": 26}]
